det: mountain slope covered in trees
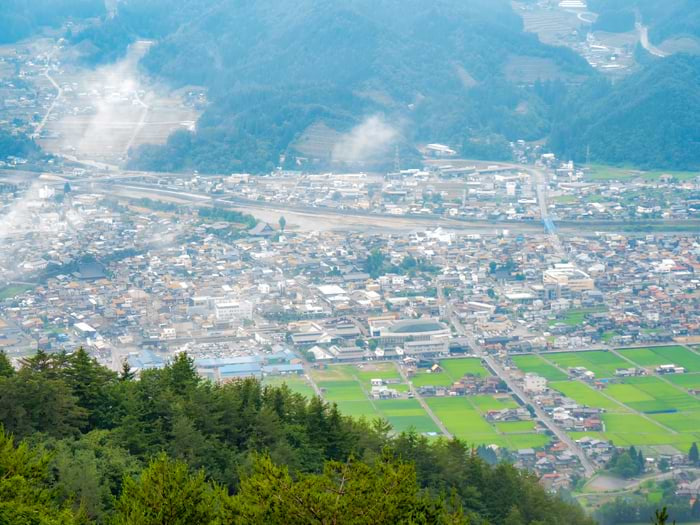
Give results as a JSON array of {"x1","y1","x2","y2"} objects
[
  {"x1": 0, "y1": 349, "x2": 594, "y2": 524},
  {"x1": 549, "y1": 54, "x2": 700, "y2": 170},
  {"x1": 73, "y1": 0, "x2": 592, "y2": 172}
]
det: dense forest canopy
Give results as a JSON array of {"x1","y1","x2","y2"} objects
[
  {"x1": 0, "y1": 348, "x2": 595, "y2": 524},
  {"x1": 549, "y1": 54, "x2": 700, "y2": 170}
]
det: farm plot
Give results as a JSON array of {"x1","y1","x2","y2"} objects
[
  {"x1": 411, "y1": 358, "x2": 489, "y2": 388},
  {"x1": 650, "y1": 411, "x2": 700, "y2": 433},
  {"x1": 607, "y1": 377, "x2": 700, "y2": 413},
  {"x1": 470, "y1": 395, "x2": 518, "y2": 412},
  {"x1": 617, "y1": 346, "x2": 700, "y2": 373},
  {"x1": 496, "y1": 421, "x2": 537, "y2": 434},
  {"x1": 667, "y1": 373, "x2": 700, "y2": 391},
  {"x1": 545, "y1": 351, "x2": 629, "y2": 378},
  {"x1": 426, "y1": 396, "x2": 548, "y2": 450},
  {"x1": 262, "y1": 376, "x2": 316, "y2": 399},
  {"x1": 512, "y1": 355, "x2": 568, "y2": 381},
  {"x1": 426, "y1": 397, "x2": 506, "y2": 446},
  {"x1": 375, "y1": 399, "x2": 440, "y2": 434},
  {"x1": 440, "y1": 358, "x2": 490, "y2": 379},
  {"x1": 600, "y1": 414, "x2": 700, "y2": 449},
  {"x1": 550, "y1": 381, "x2": 628, "y2": 412}
]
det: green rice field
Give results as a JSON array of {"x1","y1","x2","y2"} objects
[
  {"x1": 607, "y1": 376, "x2": 700, "y2": 413},
  {"x1": 667, "y1": 373, "x2": 700, "y2": 391},
  {"x1": 550, "y1": 381, "x2": 628, "y2": 412},
  {"x1": 426, "y1": 396, "x2": 548, "y2": 450},
  {"x1": 439, "y1": 358, "x2": 490, "y2": 379},
  {"x1": 262, "y1": 376, "x2": 316, "y2": 399},
  {"x1": 411, "y1": 357, "x2": 490, "y2": 387},
  {"x1": 512, "y1": 354, "x2": 568, "y2": 381},
  {"x1": 375, "y1": 399, "x2": 440, "y2": 434},
  {"x1": 617, "y1": 346, "x2": 700, "y2": 373},
  {"x1": 545, "y1": 350, "x2": 629, "y2": 378}
]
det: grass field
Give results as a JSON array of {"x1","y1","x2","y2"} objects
[
  {"x1": 310, "y1": 364, "x2": 550, "y2": 449},
  {"x1": 550, "y1": 381, "x2": 628, "y2": 412},
  {"x1": 549, "y1": 307, "x2": 607, "y2": 328},
  {"x1": 426, "y1": 395, "x2": 549, "y2": 449},
  {"x1": 0, "y1": 285, "x2": 33, "y2": 299},
  {"x1": 617, "y1": 346, "x2": 700, "y2": 373},
  {"x1": 546, "y1": 351, "x2": 629, "y2": 379},
  {"x1": 512, "y1": 355, "x2": 568, "y2": 381},
  {"x1": 355, "y1": 362, "x2": 401, "y2": 383}
]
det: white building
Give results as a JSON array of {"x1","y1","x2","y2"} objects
[
  {"x1": 214, "y1": 300, "x2": 253, "y2": 322},
  {"x1": 524, "y1": 373, "x2": 547, "y2": 394}
]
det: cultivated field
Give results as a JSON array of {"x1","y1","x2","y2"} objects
[
  {"x1": 546, "y1": 350, "x2": 629, "y2": 378},
  {"x1": 304, "y1": 360, "x2": 548, "y2": 449},
  {"x1": 512, "y1": 355, "x2": 568, "y2": 381},
  {"x1": 617, "y1": 346, "x2": 700, "y2": 373},
  {"x1": 262, "y1": 375, "x2": 316, "y2": 399}
]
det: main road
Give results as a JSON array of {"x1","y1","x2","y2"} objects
[
  {"x1": 33, "y1": 47, "x2": 63, "y2": 139},
  {"x1": 437, "y1": 285, "x2": 597, "y2": 477}
]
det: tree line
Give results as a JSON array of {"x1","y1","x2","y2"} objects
[{"x1": 0, "y1": 348, "x2": 595, "y2": 524}]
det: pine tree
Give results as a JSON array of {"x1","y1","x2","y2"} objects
[
  {"x1": 167, "y1": 352, "x2": 199, "y2": 392},
  {"x1": 112, "y1": 453, "x2": 229, "y2": 525},
  {"x1": 0, "y1": 351, "x2": 14, "y2": 378},
  {"x1": 120, "y1": 359, "x2": 135, "y2": 382},
  {"x1": 653, "y1": 507, "x2": 676, "y2": 525},
  {"x1": 690, "y1": 442, "x2": 699, "y2": 465},
  {"x1": 0, "y1": 426, "x2": 85, "y2": 524}
]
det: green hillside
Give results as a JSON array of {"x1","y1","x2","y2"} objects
[{"x1": 550, "y1": 54, "x2": 700, "y2": 170}]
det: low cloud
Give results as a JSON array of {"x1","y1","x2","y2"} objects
[{"x1": 331, "y1": 115, "x2": 398, "y2": 164}]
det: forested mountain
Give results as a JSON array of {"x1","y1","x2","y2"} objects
[
  {"x1": 0, "y1": 349, "x2": 595, "y2": 524},
  {"x1": 549, "y1": 54, "x2": 700, "y2": 170},
  {"x1": 72, "y1": 0, "x2": 592, "y2": 172},
  {"x1": 0, "y1": 0, "x2": 105, "y2": 44}
]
